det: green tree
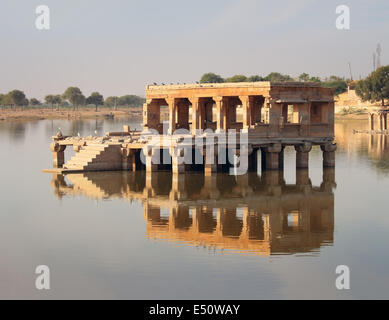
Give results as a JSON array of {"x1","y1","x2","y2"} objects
[
  {"x1": 322, "y1": 79, "x2": 347, "y2": 95},
  {"x1": 247, "y1": 75, "x2": 264, "y2": 82},
  {"x1": 52, "y1": 95, "x2": 62, "y2": 110},
  {"x1": 63, "y1": 87, "x2": 85, "y2": 110},
  {"x1": 200, "y1": 73, "x2": 224, "y2": 83},
  {"x1": 1, "y1": 93, "x2": 12, "y2": 107},
  {"x1": 86, "y1": 92, "x2": 104, "y2": 112},
  {"x1": 29, "y1": 98, "x2": 41, "y2": 106},
  {"x1": 118, "y1": 95, "x2": 145, "y2": 107},
  {"x1": 104, "y1": 96, "x2": 119, "y2": 108},
  {"x1": 8, "y1": 90, "x2": 26, "y2": 109},
  {"x1": 225, "y1": 75, "x2": 248, "y2": 83},
  {"x1": 298, "y1": 73, "x2": 310, "y2": 82},
  {"x1": 309, "y1": 76, "x2": 322, "y2": 83},
  {"x1": 0, "y1": 94, "x2": 4, "y2": 106},
  {"x1": 356, "y1": 66, "x2": 389, "y2": 106},
  {"x1": 264, "y1": 72, "x2": 293, "y2": 82},
  {"x1": 45, "y1": 95, "x2": 55, "y2": 110}
]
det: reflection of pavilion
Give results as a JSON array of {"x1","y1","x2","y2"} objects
[{"x1": 51, "y1": 170, "x2": 335, "y2": 256}]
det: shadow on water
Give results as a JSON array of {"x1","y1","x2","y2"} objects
[{"x1": 50, "y1": 169, "x2": 336, "y2": 256}]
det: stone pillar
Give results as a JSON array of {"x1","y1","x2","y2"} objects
[
  {"x1": 298, "y1": 103, "x2": 310, "y2": 137},
  {"x1": 144, "y1": 172, "x2": 159, "y2": 197},
  {"x1": 260, "y1": 147, "x2": 267, "y2": 172},
  {"x1": 370, "y1": 113, "x2": 375, "y2": 131},
  {"x1": 126, "y1": 149, "x2": 140, "y2": 171},
  {"x1": 296, "y1": 169, "x2": 311, "y2": 186},
  {"x1": 171, "y1": 147, "x2": 186, "y2": 174},
  {"x1": 295, "y1": 142, "x2": 312, "y2": 169},
  {"x1": 50, "y1": 142, "x2": 66, "y2": 168},
  {"x1": 379, "y1": 114, "x2": 384, "y2": 131},
  {"x1": 189, "y1": 97, "x2": 200, "y2": 135},
  {"x1": 239, "y1": 96, "x2": 251, "y2": 130},
  {"x1": 143, "y1": 99, "x2": 161, "y2": 131},
  {"x1": 167, "y1": 98, "x2": 177, "y2": 135},
  {"x1": 278, "y1": 146, "x2": 285, "y2": 170},
  {"x1": 321, "y1": 143, "x2": 337, "y2": 168},
  {"x1": 170, "y1": 174, "x2": 187, "y2": 201},
  {"x1": 248, "y1": 148, "x2": 258, "y2": 172},
  {"x1": 202, "y1": 175, "x2": 220, "y2": 198},
  {"x1": 296, "y1": 169, "x2": 311, "y2": 194},
  {"x1": 145, "y1": 147, "x2": 159, "y2": 172},
  {"x1": 214, "y1": 96, "x2": 226, "y2": 132},
  {"x1": 121, "y1": 148, "x2": 130, "y2": 170},
  {"x1": 264, "y1": 143, "x2": 282, "y2": 170},
  {"x1": 268, "y1": 99, "x2": 281, "y2": 137},
  {"x1": 262, "y1": 170, "x2": 282, "y2": 196},
  {"x1": 202, "y1": 145, "x2": 218, "y2": 176},
  {"x1": 321, "y1": 168, "x2": 336, "y2": 192}
]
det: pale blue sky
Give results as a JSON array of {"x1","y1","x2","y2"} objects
[{"x1": 0, "y1": 0, "x2": 388, "y2": 99}]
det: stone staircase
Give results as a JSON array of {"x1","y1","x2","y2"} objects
[{"x1": 64, "y1": 143, "x2": 122, "y2": 171}]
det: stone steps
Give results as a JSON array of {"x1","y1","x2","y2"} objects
[{"x1": 63, "y1": 143, "x2": 123, "y2": 171}]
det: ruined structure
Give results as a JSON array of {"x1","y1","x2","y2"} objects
[
  {"x1": 50, "y1": 170, "x2": 335, "y2": 256},
  {"x1": 45, "y1": 82, "x2": 336, "y2": 175}
]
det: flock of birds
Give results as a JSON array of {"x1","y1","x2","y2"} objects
[
  {"x1": 151, "y1": 82, "x2": 200, "y2": 86},
  {"x1": 57, "y1": 127, "x2": 98, "y2": 138}
]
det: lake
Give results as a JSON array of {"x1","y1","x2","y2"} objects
[{"x1": 0, "y1": 117, "x2": 388, "y2": 299}]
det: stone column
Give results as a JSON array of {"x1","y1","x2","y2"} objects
[
  {"x1": 295, "y1": 142, "x2": 312, "y2": 169},
  {"x1": 189, "y1": 97, "x2": 200, "y2": 135},
  {"x1": 171, "y1": 147, "x2": 186, "y2": 174},
  {"x1": 50, "y1": 142, "x2": 66, "y2": 168},
  {"x1": 143, "y1": 99, "x2": 161, "y2": 131},
  {"x1": 167, "y1": 98, "x2": 177, "y2": 135},
  {"x1": 321, "y1": 168, "x2": 336, "y2": 192},
  {"x1": 278, "y1": 146, "x2": 285, "y2": 170},
  {"x1": 262, "y1": 170, "x2": 282, "y2": 196},
  {"x1": 268, "y1": 99, "x2": 281, "y2": 137},
  {"x1": 214, "y1": 96, "x2": 226, "y2": 132},
  {"x1": 144, "y1": 172, "x2": 159, "y2": 197},
  {"x1": 145, "y1": 147, "x2": 159, "y2": 172},
  {"x1": 321, "y1": 143, "x2": 337, "y2": 168},
  {"x1": 296, "y1": 169, "x2": 311, "y2": 194},
  {"x1": 264, "y1": 143, "x2": 282, "y2": 170},
  {"x1": 370, "y1": 113, "x2": 375, "y2": 131},
  {"x1": 203, "y1": 147, "x2": 217, "y2": 176},
  {"x1": 379, "y1": 114, "x2": 384, "y2": 131},
  {"x1": 239, "y1": 96, "x2": 251, "y2": 130},
  {"x1": 170, "y1": 173, "x2": 187, "y2": 200},
  {"x1": 248, "y1": 147, "x2": 258, "y2": 172}
]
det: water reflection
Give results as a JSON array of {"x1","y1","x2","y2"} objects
[{"x1": 51, "y1": 170, "x2": 335, "y2": 256}]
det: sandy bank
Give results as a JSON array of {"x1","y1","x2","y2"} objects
[{"x1": 0, "y1": 107, "x2": 142, "y2": 121}]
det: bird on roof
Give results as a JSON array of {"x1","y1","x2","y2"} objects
[{"x1": 153, "y1": 82, "x2": 157, "y2": 85}]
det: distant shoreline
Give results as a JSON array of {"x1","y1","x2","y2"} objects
[
  {"x1": 0, "y1": 106, "x2": 368, "y2": 122},
  {"x1": 0, "y1": 107, "x2": 142, "y2": 121}
]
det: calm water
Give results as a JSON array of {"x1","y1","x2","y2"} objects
[{"x1": 1, "y1": 117, "x2": 389, "y2": 299}]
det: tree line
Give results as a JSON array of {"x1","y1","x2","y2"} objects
[
  {"x1": 0, "y1": 87, "x2": 145, "y2": 111},
  {"x1": 200, "y1": 72, "x2": 348, "y2": 96},
  {"x1": 355, "y1": 66, "x2": 389, "y2": 106}
]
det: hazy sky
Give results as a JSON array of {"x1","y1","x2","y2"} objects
[{"x1": 0, "y1": 0, "x2": 388, "y2": 99}]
